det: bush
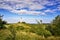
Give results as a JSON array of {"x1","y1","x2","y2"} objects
[{"x1": 16, "y1": 26, "x2": 24, "y2": 30}]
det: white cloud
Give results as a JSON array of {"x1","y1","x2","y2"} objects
[
  {"x1": 44, "y1": 9, "x2": 56, "y2": 13},
  {"x1": 29, "y1": 4, "x2": 45, "y2": 10},
  {"x1": 0, "y1": 0, "x2": 59, "y2": 23},
  {"x1": 22, "y1": 18, "x2": 37, "y2": 23},
  {"x1": 4, "y1": 17, "x2": 38, "y2": 23},
  {"x1": 0, "y1": 2, "x2": 46, "y2": 15},
  {"x1": 0, "y1": 0, "x2": 46, "y2": 15},
  {"x1": 36, "y1": 0, "x2": 56, "y2": 6},
  {"x1": 11, "y1": 9, "x2": 46, "y2": 15},
  {"x1": 0, "y1": 4, "x2": 12, "y2": 10},
  {"x1": 0, "y1": 0, "x2": 59, "y2": 15}
]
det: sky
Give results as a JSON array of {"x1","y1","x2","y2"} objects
[{"x1": 0, "y1": 0, "x2": 60, "y2": 23}]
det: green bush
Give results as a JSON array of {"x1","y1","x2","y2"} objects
[{"x1": 16, "y1": 26, "x2": 24, "y2": 30}]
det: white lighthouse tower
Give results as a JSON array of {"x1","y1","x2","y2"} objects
[{"x1": 20, "y1": 17, "x2": 23, "y2": 23}]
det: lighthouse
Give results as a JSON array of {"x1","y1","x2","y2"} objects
[{"x1": 20, "y1": 17, "x2": 23, "y2": 23}]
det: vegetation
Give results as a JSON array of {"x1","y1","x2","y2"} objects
[
  {"x1": 0, "y1": 15, "x2": 7, "y2": 29},
  {"x1": 0, "y1": 15, "x2": 60, "y2": 40},
  {"x1": 46, "y1": 15, "x2": 60, "y2": 36}
]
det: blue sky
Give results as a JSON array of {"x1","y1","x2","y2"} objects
[{"x1": 0, "y1": 0, "x2": 60, "y2": 23}]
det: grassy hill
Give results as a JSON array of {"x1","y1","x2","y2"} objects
[{"x1": 0, "y1": 23, "x2": 60, "y2": 40}]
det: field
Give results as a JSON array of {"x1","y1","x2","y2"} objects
[{"x1": 0, "y1": 22, "x2": 60, "y2": 40}]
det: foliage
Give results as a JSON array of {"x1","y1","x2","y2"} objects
[
  {"x1": 0, "y1": 15, "x2": 7, "y2": 29},
  {"x1": 0, "y1": 15, "x2": 60, "y2": 40},
  {"x1": 46, "y1": 15, "x2": 60, "y2": 36},
  {"x1": 30, "y1": 20, "x2": 52, "y2": 37},
  {"x1": 16, "y1": 26, "x2": 24, "y2": 30},
  {"x1": 7, "y1": 25, "x2": 17, "y2": 40}
]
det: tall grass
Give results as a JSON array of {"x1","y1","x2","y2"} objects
[{"x1": 0, "y1": 23, "x2": 60, "y2": 40}]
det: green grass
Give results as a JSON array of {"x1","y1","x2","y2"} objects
[{"x1": 0, "y1": 23, "x2": 60, "y2": 40}]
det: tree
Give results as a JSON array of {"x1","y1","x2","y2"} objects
[
  {"x1": 52, "y1": 15, "x2": 60, "y2": 26},
  {"x1": 0, "y1": 14, "x2": 7, "y2": 29},
  {"x1": 46, "y1": 15, "x2": 60, "y2": 36},
  {"x1": 52, "y1": 15, "x2": 60, "y2": 36},
  {"x1": 40, "y1": 20, "x2": 42, "y2": 24}
]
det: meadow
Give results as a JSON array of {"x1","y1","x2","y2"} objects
[{"x1": 0, "y1": 15, "x2": 60, "y2": 40}]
